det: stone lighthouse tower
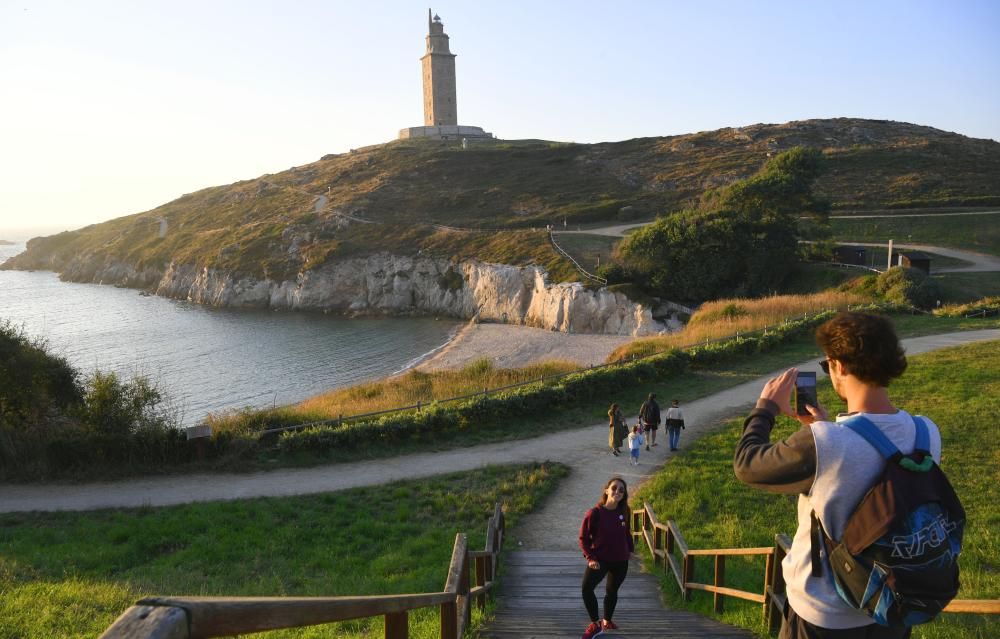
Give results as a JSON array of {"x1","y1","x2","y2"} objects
[
  {"x1": 399, "y1": 10, "x2": 492, "y2": 141},
  {"x1": 422, "y1": 10, "x2": 457, "y2": 126}
]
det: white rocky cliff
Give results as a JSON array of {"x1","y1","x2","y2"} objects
[
  {"x1": 4, "y1": 246, "x2": 669, "y2": 335},
  {"x1": 153, "y1": 254, "x2": 665, "y2": 336}
]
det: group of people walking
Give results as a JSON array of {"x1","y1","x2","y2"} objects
[{"x1": 607, "y1": 394, "x2": 685, "y2": 464}]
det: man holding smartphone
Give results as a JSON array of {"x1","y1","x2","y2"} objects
[{"x1": 732, "y1": 312, "x2": 942, "y2": 639}]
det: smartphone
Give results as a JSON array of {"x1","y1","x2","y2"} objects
[{"x1": 795, "y1": 371, "x2": 818, "y2": 416}]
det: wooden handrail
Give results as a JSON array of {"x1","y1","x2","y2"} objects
[
  {"x1": 101, "y1": 504, "x2": 506, "y2": 639},
  {"x1": 687, "y1": 547, "x2": 772, "y2": 556},
  {"x1": 635, "y1": 503, "x2": 1000, "y2": 628},
  {"x1": 944, "y1": 600, "x2": 1000, "y2": 614}
]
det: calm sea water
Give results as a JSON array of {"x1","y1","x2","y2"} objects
[{"x1": 0, "y1": 242, "x2": 460, "y2": 426}]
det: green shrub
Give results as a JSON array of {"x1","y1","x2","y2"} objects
[
  {"x1": 0, "y1": 323, "x2": 187, "y2": 479},
  {"x1": 0, "y1": 320, "x2": 81, "y2": 430},
  {"x1": 616, "y1": 148, "x2": 830, "y2": 301},
  {"x1": 79, "y1": 371, "x2": 170, "y2": 437},
  {"x1": 876, "y1": 266, "x2": 941, "y2": 309},
  {"x1": 933, "y1": 296, "x2": 1000, "y2": 318}
]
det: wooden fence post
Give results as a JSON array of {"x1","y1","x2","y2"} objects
[
  {"x1": 763, "y1": 551, "x2": 775, "y2": 624},
  {"x1": 440, "y1": 601, "x2": 457, "y2": 639},
  {"x1": 385, "y1": 611, "x2": 408, "y2": 639},
  {"x1": 713, "y1": 555, "x2": 726, "y2": 613},
  {"x1": 475, "y1": 554, "x2": 487, "y2": 611},
  {"x1": 459, "y1": 549, "x2": 471, "y2": 633},
  {"x1": 442, "y1": 533, "x2": 468, "y2": 639},
  {"x1": 768, "y1": 535, "x2": 790, "y2": 633},
  {"x1": 683, "y1": 555, "x2": 695, "y2": 602},
  {"x1": 654, "y1": 525, "x2": 663, "y2": 569}
]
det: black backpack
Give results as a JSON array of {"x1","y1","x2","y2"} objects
[{"x1": 810, "y1": 415, "x2": 965, "y2": 627}]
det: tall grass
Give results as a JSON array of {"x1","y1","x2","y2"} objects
[
  {"x1": 608, "y1": 290, "x2": 870, "y2": 361},
  {"x1": 209, "y1": 358, "x2": 580, "y2": 436},
  {"x1": 636, "y1": 339, "x2": 1000, "y2": 638}
]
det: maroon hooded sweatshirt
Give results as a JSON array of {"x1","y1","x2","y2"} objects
[{"x1": 579, "y1": 504, "x2": 634, "y2": 563}]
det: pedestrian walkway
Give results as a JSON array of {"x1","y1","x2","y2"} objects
[
  {"x1": 481, "y1": 551, "x2": 753, "y2": 639},
  {"x1": 1, "y1": 329, "x2": 996, "y2": 514}
]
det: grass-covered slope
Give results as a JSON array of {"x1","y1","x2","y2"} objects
[
  {"x1": 637, "y1": 339, "x2": 1000, "y2": 638},
  {"x1": 5, "y1": 118, "x2": 999, "y2": 282},
  {"x1": 0, "y1": 462, "x2": 568, "y2": 639}
]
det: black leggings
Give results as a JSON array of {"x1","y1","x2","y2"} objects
[{"x1": 581, "y1": 560, "x2": 629, "y2": 622}]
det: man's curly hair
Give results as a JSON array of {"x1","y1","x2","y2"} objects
[{"x1": 815, "y1": 312, "x2": 907, "y2": 386}]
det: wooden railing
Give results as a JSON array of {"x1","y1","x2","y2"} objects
[
  {"x1": 99, "y1": 503, "x2": 505, "y2": 639},
  {"x1": 632, "y1": 501, "x2": 1000, "y2": 631}
]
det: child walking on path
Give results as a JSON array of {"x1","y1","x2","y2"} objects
[
  {"x1": 578, "y1": 477, "x2": 635, "y2": 639},
  {"x1": 626, "y1": 425, "x2": 645, "y2": 466}
]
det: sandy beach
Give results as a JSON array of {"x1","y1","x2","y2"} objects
[{"x1": 416, "y1": 321, "x2": 636, "y2": 371}]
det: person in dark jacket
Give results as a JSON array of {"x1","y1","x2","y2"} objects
[
  {"x1": 638, "y1": 393, "x2": 661, "y2": 449},
  {"x1": 578, "y1": 476, "x2": 635, "y2": 639}
]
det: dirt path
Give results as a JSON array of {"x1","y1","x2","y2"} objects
[{"x1": 3, "y1": 329, "x2": 996, "y2": 518}]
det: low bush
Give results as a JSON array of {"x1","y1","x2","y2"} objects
[
  {"x1": 933, "y1": 296, "x2": 1000, "y2": 318},
  {"x1": 0, "y1": 320, "x2": 80, "y2": 432},
  {"x1": 0, "y1": 323, "x2": 184, "y2": 480},
  {"x1": 876, "y1": 266, "x2": 942, "y2": 309}
]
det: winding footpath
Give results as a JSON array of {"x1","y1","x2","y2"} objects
[
  {"x1": 3, "y1": 329, "x2": 997, "y2": 517},
  {"x1": 555, "y1": 213, "x2": 1000, "y2": 273}
]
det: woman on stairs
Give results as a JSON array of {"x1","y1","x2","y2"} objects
[{"x1": 578, "y1": 476, "x2": 635, "y2": 639}]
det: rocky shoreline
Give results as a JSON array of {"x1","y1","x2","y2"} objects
[{"x1": 2, "y1": 250, "x2": 677, "y2": 337}]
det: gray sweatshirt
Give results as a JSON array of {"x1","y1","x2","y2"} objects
[{"x1": 734, "y1": 399, "x2": 941, "y2": 629}]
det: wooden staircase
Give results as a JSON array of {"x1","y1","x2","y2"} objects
[{"x1": 481, "y1": 551, "x2": 755, "y2": 639}]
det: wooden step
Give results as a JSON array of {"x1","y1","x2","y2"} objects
[{"x1": 480, "y1": 551, "x2": 755, "y2": 639}]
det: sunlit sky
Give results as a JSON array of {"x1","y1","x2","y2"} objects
[{"x1": 2, "y1": 0, "x2": 998, "y2": 240}]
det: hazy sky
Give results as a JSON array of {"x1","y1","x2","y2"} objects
[{"x1": 2, "y1": 0, "x2": 998, "y2": 239}]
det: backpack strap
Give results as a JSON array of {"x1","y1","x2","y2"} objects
[
  {"x1": 911, "y1": 415, "x2": 931, "y2": 454},
  {"x1": 810, "y1": 510, "x2": 824, "y2": 577},
  {"x1": 904, "y1": 416, "x2": 935, "y2": 472},
  {"x1": 842, "y1": 414, "x2": 934, "y2": 472},
  {"x1": 839, "y1": 415, "x2": 902, "y2": 462}
]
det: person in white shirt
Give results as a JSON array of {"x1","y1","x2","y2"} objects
[
  {"x1": 733, "y1": 312, "x2": 935, "y2": 639},
  {"x1": 664, "y1": 399, "x2": 685, "y2": 451}
]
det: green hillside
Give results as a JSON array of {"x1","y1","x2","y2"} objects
[{"x1": 5, "y1": 118, "x2": 999, "y2": 283}]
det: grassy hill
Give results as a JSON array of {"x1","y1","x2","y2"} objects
[{"x1": 5, "y1": 118, "x2": 999, "y2": 283}]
